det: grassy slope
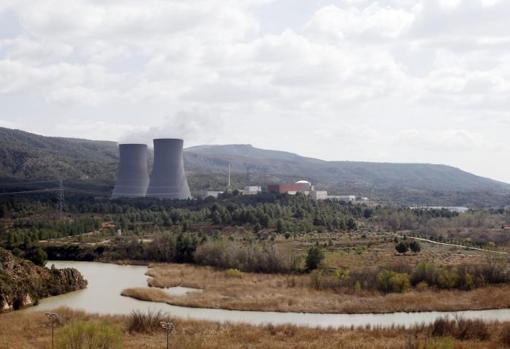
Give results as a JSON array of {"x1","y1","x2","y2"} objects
[{"x1": 0, "y1": 308, "x2": 508, "y2": 349}]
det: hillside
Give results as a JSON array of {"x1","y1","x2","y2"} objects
[
  {"x1": 0, "y1": 247, "x2": 87, "y2": 311},
  {"x1": 185, "y1": 144, "x2": 510, "y2": 206},
  {"x1": 0, "y1": 127, "x2": 509, "y2": 206},
  {"x1": 186, "y1": 144, "x2": 509, "y2": 192},
  {"x1": 0, "y1": 127, "x2": 117, "y2": 182}
]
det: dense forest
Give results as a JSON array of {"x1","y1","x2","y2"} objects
[
  {"x1": 0, "y1": 190, "x2": 471, "y2": 237},
  {"x1": 1, "y1": 190, "x2": 510, "y2": 267}
]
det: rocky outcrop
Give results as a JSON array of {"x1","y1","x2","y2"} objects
[{"x1": 0, "y1": 247, "x2": 87, "y2": 311}]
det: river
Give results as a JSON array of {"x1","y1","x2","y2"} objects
[{"x1": 25, "y1": 261, "x2": 510, "y2": 329}]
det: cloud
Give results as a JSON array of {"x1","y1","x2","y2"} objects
[
  {"x1": 396, "y1": 128, "x2": 500, "y2": 152},
  {"x1": 304, "y1": 4, "x2": 415, "y2": 41},
  {"x1": 410, "y1": 0, "x2": 510, "y2": 38},
  {"x1": 119, "y1": 111, "x2": 225, "y2": 147},
  {"x1": 0, "y1": 0, "x2": 509, "y2": 181}
]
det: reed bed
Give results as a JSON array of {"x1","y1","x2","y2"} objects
[
  {"x1": 1, "y1": 308, "x2": 510, "y2": 349},
  {"x1": 122, "y1": 263, "x2": 510, "y2": 314}
]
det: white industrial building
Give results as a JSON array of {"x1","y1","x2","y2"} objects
[
  {"x1": 242, "y1": 186, "x2": 262, "y2": 195},
  {"x1": 205, "y1": 190, "x2": 224, "y2": 199},
  {"x1": 310, "y1": 190, "x2": 328, "y2": 201},
  {"x1": 328, "y1": 195, "x2": 356, "y2": 202}
]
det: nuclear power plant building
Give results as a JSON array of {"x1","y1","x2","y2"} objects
[
  {"x1": 146, "y1": 138, "x2": 192, "y2": 200},
  {"x1": 111, "y1": 144, "x2": 150, "y2": 198}
]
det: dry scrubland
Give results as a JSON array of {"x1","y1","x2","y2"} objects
[
  {"x1": 122, "y1": 262, "x2": 510, "y2": 314},
  {"x1": 1, "y1": 308, "x2": 510, "y2": 349},
  {"x1": 324, "y1": 239, "x2": 495, "y2": 270},
  {"x1": 121, "y1": 232, "x2": 510, "y2": 314},
  {"x1": 278, "y1": 231, "x2": 505, "y2": 271}
]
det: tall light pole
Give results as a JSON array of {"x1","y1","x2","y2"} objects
[
  {"x1": 45, "y1": 312, "x2": 60, "y2": 349},
  {"x1": 160, "y1": 321, "x2": 175, "y2": 349}
]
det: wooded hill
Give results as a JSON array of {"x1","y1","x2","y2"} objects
[{"x1": 1, "y1": 127, "x2": 509, "y2": 206}]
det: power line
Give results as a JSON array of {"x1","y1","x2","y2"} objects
[
  {"x1": 0, "y1": 188, "x2": 60, "y2": 196},
  {"x1": 63, "y1": 188, "x2": 109, "y2": 196},
  {"x1": 0, "y1": 186, "x2": 109, "y2": 197},
  {"x1": 0, "y1": 180, "x2": 60, "y2": 186}
]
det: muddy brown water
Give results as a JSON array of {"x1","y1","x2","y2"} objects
[{"x1": 25, "y1": 261, "x2": 510, "y2": 329}]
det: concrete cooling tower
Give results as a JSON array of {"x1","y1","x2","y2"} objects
[
  {"x1": 146, "y1": 138, "x2": 192, "y2": 200},
  {"x1": 111, "y1": 144, "x2": 150, "y2": 199}
]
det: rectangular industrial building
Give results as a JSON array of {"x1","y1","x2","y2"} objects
[{"x1": 267, "y1": 183, "x2": 311, "y2": 194}]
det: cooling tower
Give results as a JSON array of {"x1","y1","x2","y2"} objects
[
  {"x1": 111, "y1": 144, "x2": 150, "y2": 199},
  {"x1": 146, "y1": 138, "x2": 192, "y2": 200}
]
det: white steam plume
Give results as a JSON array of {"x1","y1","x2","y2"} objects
[{"x1": 119, "y1": 110, "x2": 224, "y2": 148}]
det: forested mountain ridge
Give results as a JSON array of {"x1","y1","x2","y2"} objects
[
  {"x1": 185, "y1": 144, "x2": 510, "y2": 192},
  {"x1": 0, "y1": 127, "x2": 118, "y2": 182},
  {"x1": 0, "y1": 127, "x2": 509, "y2": 206}
]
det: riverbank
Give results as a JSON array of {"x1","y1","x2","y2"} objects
[
  {"x1": 121, "y1": 263, "x2": 510, "y2": 314},
  {"x1": 0, "y1": 248, "x2": 86, "y2": 312},
  {"x1": 1, "y1": 308, "x2": 510, "y2": 349}
]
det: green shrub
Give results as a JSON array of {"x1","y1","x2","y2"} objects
[
  {"x1": 55, "y1": 320, "x2": 122, "y2": 349},
  {"x1": 305, "y1": 246, "x2": 324, "y2": 271},
  {"x1": 353, "y1": 280, "x2": 362, "y2": 293},
  {"x1": 409, "y1": 240, "x2": 421, "y2": 253},
  {"x1": 411, "y1": 262, "x2": 436, "y2": 286},
  {"x1": 25, "y1": 245, "x2": 48, "y2": 266},
  {"x1": 225, "y1": 268, "x2": 243, "y2": 278},
  {"x1": 412, "y1": 262, "x2": 509, "y2": 291},
  {"x1": 436, "y1": 268, "x2": 460, "y2": 289},
  {"x1": 416, "y1": 281, "x2": 428, "y2": 292},
  {"x1": 310, "y1": 269, "x2": 344, "y2": 290},
  {"x1": 376, "y1": 270, "x2": 411, "y2": 293},
  {"x1": 460, "y1": 272, "x2": 474, "y2": 290},
  {"x1": 395, "y1": 241, "x2": 409, "y2": 254}
]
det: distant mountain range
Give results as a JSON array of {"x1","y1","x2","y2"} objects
[{"x1": 1, "y1": 127, "x2": 509, "y2": 207}]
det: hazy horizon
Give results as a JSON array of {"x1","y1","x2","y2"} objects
[{"x1": 1, "y1": 1, "x2": 510, "y2": 182}]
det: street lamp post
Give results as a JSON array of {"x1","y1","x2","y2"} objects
[
  {"x1": 45, "y1": 312, "x2": 60, "y2": 349},
  {"x1": 160, "y1": 320, "x2": 175, "y2": 349}
]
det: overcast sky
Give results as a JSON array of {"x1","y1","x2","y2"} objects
[{"x1": 1, "y1": 0, "x2": 509, "y2": 182}]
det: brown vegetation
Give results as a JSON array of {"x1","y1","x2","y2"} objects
[
  {"x1": 431, "y1": 318, "x2": 490, "y2": 341},
  {"x1": 127, "y1": 310, "x2": 169, "y2": 334},
  {"x1": 121, "y1": 263, "x2": 510, "y2": 314},
  {"x1": 194, "y1": 240, "x2": 299, "y2": 273},
  {"x1": 1, "y1": 308, "x2": 510, "y2": 349},
  {"x1": 501, "y1": 323, "x2": 510, "y2": 347}
]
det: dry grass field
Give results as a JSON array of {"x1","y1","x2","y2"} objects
[
  {"x1": 120, "y1": 262, "x2": 510, "y2": 314},
  {"x1": 1, "y1": 308, "x2": 509, "y2": 349}
]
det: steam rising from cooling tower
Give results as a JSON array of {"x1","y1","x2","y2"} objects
[
  {"x1": 112, "y1": 144, "x2": 150, "y2": 199},
  {"x1": 146, "y1": 138, "x2": 191, "y2": 200}
]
